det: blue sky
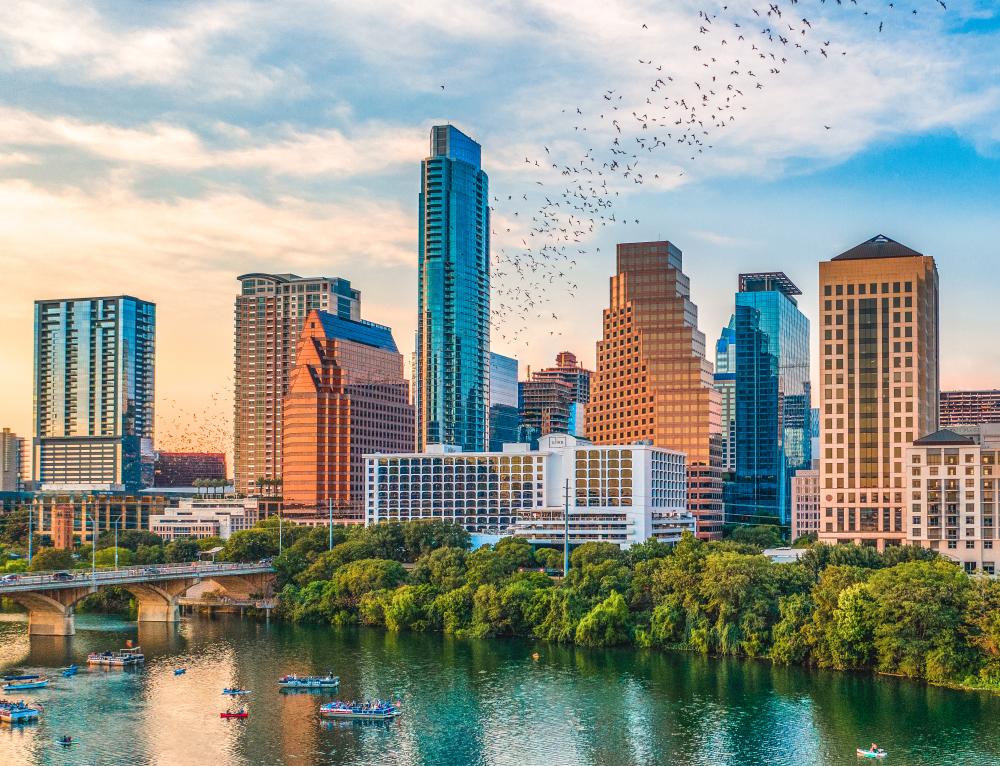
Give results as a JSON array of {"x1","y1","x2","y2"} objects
[{"x1": 1, "y1": 0, "x2": 999, "y2": 452}]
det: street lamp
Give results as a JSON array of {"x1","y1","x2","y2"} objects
[
  {"x1": 328, "y1": 498, "x2": 334, "y2": 551},
  {"x1": 27, "y1": 502, "x2": 33, "y2": 566},
  {"x1": 83, "y1": 510, "x2": 97, "y2": 583},
  {"x1": 113, "y1": 513, "x2": 124, "y2": 570}
]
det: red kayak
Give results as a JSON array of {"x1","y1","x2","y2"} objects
[{"x1": 220, "y1": 711, "x2": 248, "y2": 719}]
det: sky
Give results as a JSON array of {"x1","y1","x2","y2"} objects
[{"x1": 1, "y1": 0, "x2": 999, "y2": 459}]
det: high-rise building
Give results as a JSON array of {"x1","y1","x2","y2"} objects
[
  {"x1": 907, "y1": 425, "x2": 1000, "y2": 575},
  {"x1": 791, "y1": 466, "x2": 820, "y2": 541},
  {"x1": 939, "y1": 391, "x2": 1000, "y2": 427},
  {"x1": 714, "y1": 318, "x2": 737, "y2": 474},
  {"x1": 585, "y1": 241, "x2": 724, "y2": 538},
  {"x1": 519, "y1": 351, "x2": 592, "y2": 444},
  {"x1": 489, "y1": 353, "x2": 520, "y2": 452},
  {"x1": 415, "y1": 124, "x2": 490, "y2": 452},
  {"x1": 366, "y1": 434, "x2": 694, "y2": 548},
  {"x1": 728, "y1": 272, "x2": 812, "y2": 528},
  {"x1": 282, "y1": 309, "x2": 414, "y2": 522},
  {"x1": 818, "y1": 235, "x2": 940, "y2": 549},
  {"x1": 153, "y1": 452, "x2": 227, "y2": 487},
  {"x1": 33, "y1": 296, "x2": 155, "y2": 491},
  {"x1": 1, "y1": 428, "x2": 25, "y2": 491},
  {"x1": 234, "y1": 273, "x2": 360, "y2": 495}
]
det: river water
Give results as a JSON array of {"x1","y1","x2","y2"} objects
[{"x1": 2, "y1": 611, "x2": 999, "y2": 766}]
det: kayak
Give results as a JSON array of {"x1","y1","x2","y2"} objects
[
  {"x1": 223, "y1": 688, "x2": 250, "y2": 695},
  {"x1": 3, "y1": 678, "x2": 49, "y2": 691},
  {"x1": 856, "y1": 748, "x2": 887, "y2": 759},
  {"x1": 220, "y1": 711, "x2": 248, "y2": 719},
  {"x1": 62, "y1": 665, "x2": 79, "y2": 677},
  {"x1": 174, "y1": 668, "x2": 186, "y2": 675}
]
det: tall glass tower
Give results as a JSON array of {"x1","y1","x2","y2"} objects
[
  {"x1": 33, "y1": 296, "x2": 156, "y2": 491},
  {"x1": 729, "y1": 273, "x2": 811, "y2": 528},
  {"x1": 415, "y1": 125, "x2": 490, "y2": 451},
  {"x1": 714, "y1": 317, "x2": 737, "y2": 473}
]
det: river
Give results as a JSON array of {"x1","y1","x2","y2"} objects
[{"x1": 2, "y1": 611, "x2": 999, "y2": 766}]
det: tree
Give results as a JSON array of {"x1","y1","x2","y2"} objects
[
  {"x1": 575, "y1": 591, "x2": 632, "y2": 647},
  {"x1": 412, "y1": 546, "x2": 467, "y2": 592},
  {"x1": 135, "y1": 544, "x2": 165, "y2": 564},
  {"x1": 222, "y1": 527, "x2": 278, "y2": 562},
  {"x1": 330, "y1": 559, "x2": 408, "y2": 613},
  {"x1": 570, "y1": 541, "x2": 622, "y2": 569},
  {"x1": 95, "y1": 547, "x2": 134, "y2": 567},
  {"x1": 165, "y1": 539, "x2": 200, "y2": 563},
  {"x1": 727, "y1": 524, "x2": 784, "y2": 551},
  {"x1": 534, "y1": 547, "x2": 562, "y2": 570},
  {"x1": 401, "y1": 521, "x2": 471, "y2": 560},
  {"x1": 29, "y1": 547, "x2": 75, "y2": 572}
]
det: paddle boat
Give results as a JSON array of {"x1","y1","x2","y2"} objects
[
  {"x1": 220, "y1": 709, "x2": 249, "y2": 719},
  {"x1": 2, "y1": 677, "x2": 49, "y2": 692},
  {"x1": 0, "y1": 700, "x2": 42, "y2": 724},
  {"x1": 62, "y1": 665, "x2": 78, "y2": 677},
  {"x1": 319, "y1": 700, "x2": 402, "y2": 722},
  {"x1": 278, "y1": 673, "x2": 339, "y2": 690},
  {"x1": 222, "y1": 688, "x2": 250, "y2": 696},
  {"x1": 87, "y1": 646, "x2": 144, "y2": 667},
  {"x1": 857, "y1": 746, "x2": 888, "y2": 759}
]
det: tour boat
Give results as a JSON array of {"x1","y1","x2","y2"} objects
[
  {"x1": 222, "y1": 688, "x2": 250, "y2": 695},
  {"x1": 856, "y1": 748, "x2": 888, "y2": 759},
  {"x1": 87, "y1": 647, "x2": 144, "y2": 667},
  {"x1": 2, "y1": 677, "x2": 49, "y2": 691},
  {"x1": 62, "y1": 665, "x2": 78, "y2": 677},
  {"x1": 220, "y1": 709, "x2": 248, "y2": 719},
  {"x1": 278, "y1": 673, "x2": 339, "y2": 689},
  {"x1": 0, "y1": 700, "x2": 41, "y2": 724},
  {"x1": 319, "y1": 700, "x2": 402, "y2": 721}
]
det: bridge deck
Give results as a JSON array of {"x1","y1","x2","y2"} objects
[{"x1": 0, "y1": 562, "x2": 274, "y2": 594}]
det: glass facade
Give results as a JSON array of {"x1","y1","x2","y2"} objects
[
  {"x1": 729, "y1": 273, "x2": 811, "y2": 528},
  {"x1": 33, "y1": 296, "x2": 155, "y2": 491},
  {"x1": 489, "y1": 353, "x2": 521, "y2": 451},
  {"x1": 714, "y1": 317, "x2": 737, "y2": 473},
  {"x1": 415, "y1": 125, "x2": 490, "y2": 452}
]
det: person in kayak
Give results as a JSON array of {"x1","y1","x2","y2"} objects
[{"x1": 870, "y1": 743, "x2": 879, "y2": 753}]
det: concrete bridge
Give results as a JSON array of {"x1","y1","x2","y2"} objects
[{"x1": 0, "y1": 562, "x2": 275, "y2": 636}]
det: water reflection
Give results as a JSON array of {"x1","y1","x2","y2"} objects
[{"x1": 2, "y1": 614, "x2": 1000, "y2": 766}]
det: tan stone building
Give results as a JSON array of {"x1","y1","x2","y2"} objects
[
  {"x1": 817, "y1": 235, "x2": 939, "y2": 549},
  {"x1": 586, "y1": 241, "x2": 723, "y2": 537}
]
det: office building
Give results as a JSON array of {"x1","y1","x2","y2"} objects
[
  {"x1": 729, "y1": 273, "x2": 812, "y2": 528},
  {"x1": 791, "y1": 466, "x2": 820, "y2": 540},
  {"x1": 714, "y1": 318, "x2": 737, "y2": 473},
  {"x1": 233, "y1": 272, "x2": 360, "y2": 496},
  {"x1": 939, "y1": 391, "x2": 1000, "y2": 427},
  {"x1": 415, "y1": 124, "x2": 490, "y2": 452},
  {"x1": 33, "y1": 296, "x2": 155, "y2": 492},
  {"x1": 585, "y1": 241, "x2": 724, "y2": 538},
  {"x1": 818, "y1": 235, "x2": 940, "y2": 549},
  {"x1": 366, "y1": 434, "x2": 693, "y2": 548},
  {"x1": 282, "y1": 310, "x2": 414, "y2": 522},
  {"x1": 1, "y1": 428, "x2": 25, "y2": 492},
  {"x1": 489, "y1": 353, "x2": 521, "y2": 451},
  {"x1": 33, "y1": 492, "x2": 168, "y2": 547},
  {"x1": 153, "y1": 452, "x2": 227, "y2": 487},
  {"x1": 907, "y1": 425, "x2": 1000, "y2": 575},
  {"x1": 149, "y1": 497, "x2": 259, "y2": 541},
  {"x1": 520, "y1": 352, "x2": 592, "y2": 443}
]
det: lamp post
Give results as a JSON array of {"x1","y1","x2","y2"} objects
[
  {"x1": 278, "y1": 511, "x2": 283, "y2": 555},
  {"x1": 27, "y1": 502, "x2": 33, "y2": 566},
  {"x1": 563, "y1": 477, "x2": 570, "y2": 577},
  {"x1": 328, "y1": 498, "x2": 334, "y2": 551},
  {"x1": 83, "y1": 511, "x2": 97, "y2": 583},
  {"x1": 113, "y1": 513, "x2": 123, "y2": 570}
]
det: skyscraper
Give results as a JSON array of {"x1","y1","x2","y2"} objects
[
  {"x1": 586, "y1": 241, "x2": 724, "y2": 538},
  {"x1": 939, "y1": 391, "x2": 1000, "y2": 427},
  {"x1": 729, "y1": 272, "x2": 811, "y2": 528},
  {"x1": 1, "y1": 428, "x2": 25, "y2": 491},
  {"x1": 488, "y1": 353, "x2": 520, "y2": 451},
  {"x1": 519, "y1": 351, "x2": 593, "y2": 443},
  {"x1": 282, "y1": 310, "x2": 414, "y2": 521},
  {"x1": 234, "y1": 273, "x2": 360, "y2": 495},
  {"x1": 714, "y1": 317, "x2": 737, "y2": 473},
  {"x1": 33, "y1": 296, "x2": 155, "y2": 491},
  {"x1": 818, "y1": 235, "x2": 940, "y2": 549},
  {"x1": 415, "y1": 124, "x2": 490, "y2": 452}
]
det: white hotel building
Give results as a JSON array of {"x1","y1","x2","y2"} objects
[
  {"x1": 365, "y1": 434, "x2": 693, "y2": 548},
  {"x1": 148, "y1": 497, "x2": 259, "y2": 542}
]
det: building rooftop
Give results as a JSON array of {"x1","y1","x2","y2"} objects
[
  {"x1": 912, "y1": 429, "x2": 977, "y2": 446},
  {"x1": 738, "y1": 272, "x2": 802, "y2": 296},
  {"x1": 315, "y1": 311, "x2": 397, "y2": 352},
  {"x1": 832, "y1": 234, "x2": 923, "y2": 261}
]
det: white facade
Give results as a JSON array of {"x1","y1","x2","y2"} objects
[
  {"x1": 906, "y1": 425, "x2": 1000, "y2": 575},
  {"x1": 365, "y1": 434, "x2": 692, "y2": 548},
  {"x1": 149, "y1": 497, "x2": 259, "y2": 541},
  {"x1": 791, "y1": 468, "x2": 820, "y2": 540}
]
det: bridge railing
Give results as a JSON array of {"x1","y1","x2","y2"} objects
[{"x1": 0, "y1": 561, "x2": 273, "y2": 591}]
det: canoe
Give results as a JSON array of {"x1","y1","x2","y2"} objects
[
  {"x1": 3, "y1": 678, "x2": 49, "y2": 691},
  {"x1": 856, "y1": 748, "x2": 887, "y2": 759},
  {"x1": 223, "y1": 688, "x2": 250, "y2": 695},
  {"x1": 62, "y1": 665, "x2": 78, "y2": 677}
]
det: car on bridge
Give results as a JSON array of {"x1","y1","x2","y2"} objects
[
  {"x1": 52, "y1": 571, "x2": 75, "y2": 582},
  {"x1": 1, "y1": 574, "x2": 19, "y2": 583}
]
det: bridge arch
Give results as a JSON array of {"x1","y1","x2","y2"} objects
[{"x1": 6, "y1": 587, "x2": 94, "y2": 636}]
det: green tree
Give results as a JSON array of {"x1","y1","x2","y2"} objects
[
  {"x1": 570, "y1": 541, "x2": 622, "y2": 569},
  {"x1": 412, "y1": 546, "x2": 467, "y2": 592},
  {"x1": 165, "y1": 539, "x2": 200, "y2": 563},
  {"x1": 94, "y1": 547, "x2": 134, "y2": 567},
  {"x1": 727, "y1": 524, "x2": 784, "y2": 550},
  {"x1": 135, "y1": 544, "x2": 165, "y2": 564},
  {"x1": 575, "y1": 591, "x2": 632, "y2": 647},
  {"x1": 29, "y1": 547, "x2": 75, "y2": 572},
  {"x1": 533, "y1": 547, "x2": 563, "y2": 570},
  {"x1": 401, "y1": 521, "x2": 471, "y2": 560}
]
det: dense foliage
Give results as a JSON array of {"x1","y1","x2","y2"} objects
[{"x1": 271, "y1": 521, "x2": 1000, "y2": 691}]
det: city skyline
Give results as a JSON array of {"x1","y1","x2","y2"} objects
[{"x1": 1, "y1": 3, "x2": 999, "y2": 456}]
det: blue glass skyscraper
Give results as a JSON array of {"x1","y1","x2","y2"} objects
[
  {"x1": 415, "y1": 125, "x2": 490, "y2": 451},
  {"x1": 488, "y1": 352, "x2": 520, "y2": 451},
  {"x1": 33, "y1": 296, "x2": 156, "y2": 491},
  {"x1": 729, "y1": 273, "x2": 811, "y2": 528}
]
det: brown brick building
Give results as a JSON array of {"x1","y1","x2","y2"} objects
[{"x1": 586, "y1": 241, "x2": 724, "y2": 538}]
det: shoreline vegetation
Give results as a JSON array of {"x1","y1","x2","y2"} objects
[{"x1": 5, "y1": 514, "x2": 1000, "y2": 694}]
